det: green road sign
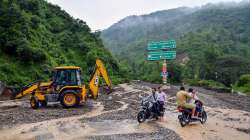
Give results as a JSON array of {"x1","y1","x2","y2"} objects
[
  {"x1": 147, "y1": 51, "x2": 176, "y2": 61},
  {"x1": 147, "y1": 40, "x2": 176, "y2": 50}
]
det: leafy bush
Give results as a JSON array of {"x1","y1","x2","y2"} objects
[
  {"x1": 16, "y1": 44, "x2": 46, "y2": 62},
  {"x1": 184, "y1": 79, "x2": 226, "y2": 89},
  {"x1": 142, "y1": 71, "x2": 162, "y2": 83},
  {"x1": 184, "y1": 79, "x2": 200, "y2": 86},
  {"x1": 237, "y1": 74, "x2": 250, "y2": 87},
  {"x1": 236, "y1": 84, "x2": 250, "y2": 93},
  {"x1": 198, "y1": 80, "x2": 225, "y2": 88},
  {"x1": 234, "y1": 74, "x2": 250, "y2": 94}
]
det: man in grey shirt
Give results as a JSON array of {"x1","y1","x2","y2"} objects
[{"x1": 146, "y1": 88, "x2": 159, "y2": 115}]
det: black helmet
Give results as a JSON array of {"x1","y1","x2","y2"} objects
[
  {"x1": 188, "y1": 88, "x2": 193, "y2": 93},
  {"x1": 180, "y1": 86, "x2": 185, "y2": 91}
]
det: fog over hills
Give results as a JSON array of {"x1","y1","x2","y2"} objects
[{"x1": 101, "y1": 1, "x2": 250, "y2": 85}]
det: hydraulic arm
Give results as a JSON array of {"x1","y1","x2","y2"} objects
[
  {"x1": 12, "y1": 58, "x2": 112, "y2": 109},
  {"x1": 89, "y1": 59, "x2": 112, "y2": 98}
]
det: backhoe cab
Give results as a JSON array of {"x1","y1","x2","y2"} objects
[{"x1": 15, "y1": 59, "x2": 112, "y2": 109}]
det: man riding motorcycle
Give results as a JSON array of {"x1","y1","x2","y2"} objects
[
  {"x1": 176, "y1": 87, "x2": 207, "y2": 126},
  {"x1": 146, "y1": 88, "x2": 159, "y2": 116},
  {"x1": 176, "y1": 87, "x2": 196, "y2": 118},
  {"x1": 137, "y1": 88, "x2": 160, "y2": 123}
]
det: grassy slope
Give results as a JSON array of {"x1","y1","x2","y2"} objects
[{"x1": 0, "y1": 0, "x2": 121, "y2": 86}]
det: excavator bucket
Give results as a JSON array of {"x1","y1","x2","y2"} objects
[
  {"x1": 13, "y1": 81, "x2": 52, "y2": 99},
  {"x1": 12, "y1": 81, "x2": 40, "y2": 99},
  {"x1": 10, "y1": 87, "x2": 21, "y2": 99}
]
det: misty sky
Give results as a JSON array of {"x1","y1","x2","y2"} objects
[{"x1": 47, "y1": 0, "x2": 242, "y2": 30}]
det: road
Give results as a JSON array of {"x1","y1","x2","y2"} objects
[{"x1": 0, "y1": 81, "x2": 249, "y2": 140}]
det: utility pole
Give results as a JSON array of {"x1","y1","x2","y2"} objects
[{"x1": 162, "y1": 60, "x2": 167, "y2": 84}]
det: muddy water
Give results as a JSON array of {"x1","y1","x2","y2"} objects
[
  {"x1": 0, "y1": 108, "x2": 154, "y2": 140},
  {"x1": 0, "y1": 85, "x2": 146, "y2": 140},
  {"x1": 0, "y1": 119, "x2": 154, "y2": 140},
  {"x1": 159, "y1": 109, "x2": 250, "y2": 140},
  {"x1": 0, "y1": 99, "x2": 25, "y2": 107},
  {"x1": 0, "y1": 83, "x2": 250, "y2": 140},
  {"x1": 83, "y1": 120, "x2": 155, "y2": 136},
  {"x1": 0, "y1": 100, "x2": 130, "y2": 140},
  {"x1": 159, "y1": 100, "x2": 250, "y2": 140},
  {"x1": 125, "y1": 83, "x2": 250, "y2": 140}
]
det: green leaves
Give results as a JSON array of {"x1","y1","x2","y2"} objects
[
  {"x1": 0, "y1": 0, "x2": 120, "y2": 86},
  {"x1": 234, "y1": 74, "x2": 250, "y2": 94},
  {"x1": 238, "y1": 74, "x2": 250, "y2": 87},
  {"x1": 215, "y1": 55, "x2": 250, "y2": 86},
  {"x1": 102, "y1": 3, "x2": 250, "y2": 85}
]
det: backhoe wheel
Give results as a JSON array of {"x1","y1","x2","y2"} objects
[
  {"x1": 40, "y1": 100, "x2": 47, "y2": 107},
  {"x1": 30, "y1": 96, "x2": 39, "y2": 109},
  {"x1": 60, "y1": 90, "x2": 80, "y2": 108}
]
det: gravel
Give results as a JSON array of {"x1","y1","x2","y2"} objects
[
  {"x1": 2, "y1": 82, "x2": 250, "y2": 139},
  {"x1": 0, "y1": 101, "x2": 91, "y2": 128},
  {"x1": 85, "y1": 126, "x2": 182, "y2": 140},
  {"x1": 235, "y1": 128, "x2": 250, "y2": 134}
]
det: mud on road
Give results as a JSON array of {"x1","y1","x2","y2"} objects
[{"x1": 0, "y1": 82, "x2": 250, "y2": 140}]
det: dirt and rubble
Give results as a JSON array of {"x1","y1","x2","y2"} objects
[
  {"x1": 0, "y1": 98, "x2": 92, "y2": 128},
  {"x1": 0, "y1": 82, "x2": 250, "y2": 140}
]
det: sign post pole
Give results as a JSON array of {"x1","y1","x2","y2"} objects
[
  {"x1": 162, "y1": 59, "x2": 167, "y2": 84},
  {"x1": 147, "y1": 40, "x2": 176, "y2": 85}
]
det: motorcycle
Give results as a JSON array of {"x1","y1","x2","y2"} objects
[
  {"x1": 137, "y1": 98, "x2": 162, "y2": 123},
  {"x1": 177, "y1": 100, "x2": 207, "y2": 127}
]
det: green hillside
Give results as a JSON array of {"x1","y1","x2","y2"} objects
[
  {"x1": 101, "y1": 2, "x2": 250, "y2": 87},
  {"x1": 0, "y1": 0, "x2": 122, "y2": 86}
]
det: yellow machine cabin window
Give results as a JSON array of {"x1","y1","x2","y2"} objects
[{"x1": 53, "y1": 69, "x2": 81, "y2": 86}]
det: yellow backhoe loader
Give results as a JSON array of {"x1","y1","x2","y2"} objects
[{"x1": 14, "y1": 59, "x2": 112, "y2": 109}]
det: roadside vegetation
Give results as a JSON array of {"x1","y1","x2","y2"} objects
[
  {"x1": 0, "y1": 0, "x2": 249, "y2": 94},
  {"x1": 184, "y1": 79, "x2": 230, "y2": 92},
  {"x1": 233, "y1": 74, "x2": 250, "y2": 95},
  {"x1": 101, "y1": 2, "x2": 250, "y2": 93},
  {"x1": 0, "y1": 0, "x2": 126, "y2": 87}
]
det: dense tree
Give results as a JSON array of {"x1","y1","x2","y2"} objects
[
  {"x1": 215, "y1": 55, "x2": 250, "y2": 86},
  {"x1": 0, "y1": 0, "x2": 122, "y2": 86},
  {"x1": 102, "y1": 2, "x2": 250, "y2": 86}
]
